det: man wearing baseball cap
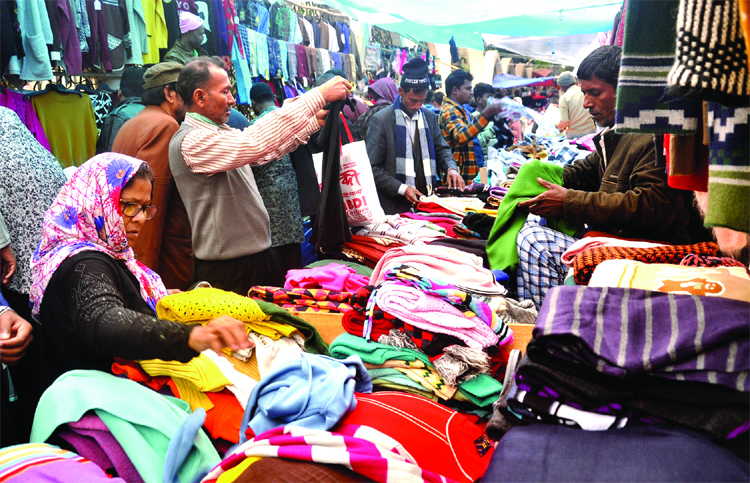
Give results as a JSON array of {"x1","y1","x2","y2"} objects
[
  {"x1": 366, "y1": 58, "x2": 464, "y2": 215},
  {"x1": 112, "y1": 62, "x2": 194, "y2": 291},
  {"x1": 555, "y1": 71, "x2": 596, "y2": 138},
  {"x1": 164, "y1": 11, "x2": 208, "y2": 65}
]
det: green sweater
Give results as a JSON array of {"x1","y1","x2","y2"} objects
[{"x1": 487, "y1": 160, "x2": 580, "y2": 271}]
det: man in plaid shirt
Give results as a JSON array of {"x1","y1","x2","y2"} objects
[{"x1": 439, "y1": 69, "x2": 504, "y2": 183}]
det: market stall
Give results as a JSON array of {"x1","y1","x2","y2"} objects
[{"x1": 0, "y1": 0, "x2": 748, "y2": 482}]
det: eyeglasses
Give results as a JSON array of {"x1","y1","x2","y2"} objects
[{"x1": 120, "y1": 202, "x2": 158, "y2": 220}]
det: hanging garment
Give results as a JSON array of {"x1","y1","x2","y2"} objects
[
  {"x1": 276, "y1": 39, "x2": 288, "y2": 79},
  {"x1": 0, "y1": 89, "x2": 51, "y2": 151},
  {"x1": 667, "y1": 0, "x2": 750, "y2": 107},
  {"x1": 286, "y1": 41, "x2": 297, "y2": 80},
  {"x1": 142, "y1": 0, "x2": 168, "y2": 64},
  {"x1": 83, "y1": 0, "x2": 112, "y2": 71},
  {"x1": 49, "y1": 0, "x2": 83, "y2": 75},
  {"x1": 238, "y1": 25, "x2": 258, "y2": 77},
  {"x1": 30, "y1": 91, "x2": 97, "y2": 168},
  {"x1": 124, "y1": 0, "x2": 147, "y2": 65},
  {"x1": 255, "y1": 31, "x2": 270, "y2": 79},
  {"x1": 704, "y1": 103, "x2": 750, "y2": 233},
  {"x1": 0, "y1": 1, "x2": 21, "y2": 75},
  {"x1": 102, "y1": 0, "x2": 128, "y2": 69},
  {"x1": 9, "y1": 0, "x2": 54, "y2": 80},
  {"x1": 311, "y1": 99, "x2": 355, "y2": 254},
  {"x1": 615, "y1": 0, "x2": 701, "y2": 134}
]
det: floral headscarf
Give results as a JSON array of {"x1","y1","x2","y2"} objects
[{"x1": 30, "y1": 153, "x2": 168, "y2": 321}]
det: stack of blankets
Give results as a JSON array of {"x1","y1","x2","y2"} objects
[{"x1": 491, "y1": 284, "x2": 750, "y2": 459}]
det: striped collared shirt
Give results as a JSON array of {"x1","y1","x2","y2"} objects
[{"x1": 180, "y1": 89, "x2": 325, "y2": 175}]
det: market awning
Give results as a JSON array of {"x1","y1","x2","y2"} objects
[
  {"x1": 315, "y1": 0, "x2": 623, "y2": 49},
  {"x1": 492, "y1": 74, "x2": 556, "y2": 89}
]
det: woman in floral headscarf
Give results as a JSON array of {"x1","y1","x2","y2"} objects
[{"x1": 29, "y1": 153, "x2": 251, "y2": 393}]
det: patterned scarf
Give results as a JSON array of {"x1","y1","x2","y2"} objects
[
  {"x1": 393, "y1": 96, "x2": 436, "y2": 194},
  {"x1": 667, "y1": 0, "x2": 750, "y2": 107},
  {"x1": 30, "y1": 154, "x2": 168, "y2": 320}
]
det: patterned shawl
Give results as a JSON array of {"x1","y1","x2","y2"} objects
[{"x1": 30, "y1": 153, "x2": 168, "y2": 320}]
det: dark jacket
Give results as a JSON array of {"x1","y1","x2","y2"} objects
[
  {"x1": 563, "y1": 130, "x2": 691, "y2": 244},
  {"x1": 366, "y1": 105, "x2": 458, "y2": 215}
]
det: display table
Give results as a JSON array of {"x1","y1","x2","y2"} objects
[{"x1": 289, "y1": 310, "x2": 535, "y2": 353}]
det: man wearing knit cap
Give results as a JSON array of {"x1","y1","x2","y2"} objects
[
  {"x1": 164, "y1": 11, "x2": 208, "y2": 65},
  {"x1": 554, "y1": 71, "x2": 596, "y2": 139},
  {"x1": 112, "y1": 62, "x2": 194, "y2": 290},
  {"x1": 366, "y1": 58, "x2": 464, "y2": 215}
]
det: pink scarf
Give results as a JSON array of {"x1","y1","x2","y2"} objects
[{"x1": 30, "y1": 154, "x2": 168, "y2": 320}]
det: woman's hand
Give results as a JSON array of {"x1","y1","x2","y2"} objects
[{"x1": 188, "y1": 315, "x2": 254, "y2": 354}]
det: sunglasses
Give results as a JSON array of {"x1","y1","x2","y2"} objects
[{"x1": 121, "y1": 202, "x2": 158, "y2": 220}]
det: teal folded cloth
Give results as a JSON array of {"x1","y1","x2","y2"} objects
[
  {"x1": 330, "y1": 333, "x2": 502, "y2": 408},
  {"x1": 30, "y1": 370, "x2": 220, "y2": 483},
  {"x1": 487, "y1": 160, "x2": 580, "y2": 271}
]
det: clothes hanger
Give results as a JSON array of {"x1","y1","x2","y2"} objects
[
  {"x1": 75, "y1": 81, "x2": 98, "y2": 95},
  {"x1": 24, "y1": 82, "x2": 83, "y2": 99}
]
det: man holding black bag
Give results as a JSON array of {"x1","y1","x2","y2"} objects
[{"x1": 366, "y1": 59, "x2": 464, "y2": 215}]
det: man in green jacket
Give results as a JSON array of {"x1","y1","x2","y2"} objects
[{"x1": 512, "y1": 45, "x2": 692, "y2": 308}]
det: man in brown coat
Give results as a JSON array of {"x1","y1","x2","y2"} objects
[{"x1": 112, "y1": 62, "x2": 194, "y2": 290}]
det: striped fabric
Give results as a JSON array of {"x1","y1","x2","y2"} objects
[
  {"x1": 201, "y1": 424, "x2": 455, "y2": 483},
  {"x1": 179, "y1": 89, "x2": 324, "y2": 175},
  {"x1": 0, "y1": 443, "x2": 123, "y2": 482},
  {"x1": 614, "y1": 0, "x2": 700, "y2": 134},
  {"x1": 572, "y1": 241, "x2": 719, "y2": 285},
  {"x1": 535, "y1": 286, "x2": 750, "y2": 392}
]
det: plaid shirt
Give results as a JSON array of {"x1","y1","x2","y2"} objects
[{"x1": 439, "y1": 96, "x2": 489, "y2": 182}]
